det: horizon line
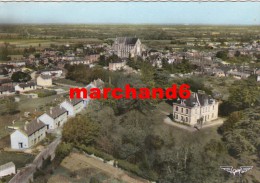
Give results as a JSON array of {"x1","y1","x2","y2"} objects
[{"x1": 0, "y1": 23, "x2": 260, "y2": 26}]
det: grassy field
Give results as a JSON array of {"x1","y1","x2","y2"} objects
[
  {"x1": 0, "y1": 151, "x2": 35, "y2": 169},
  {"x1": 1, "y1": 25, "x2": 259, "y2": 51}
]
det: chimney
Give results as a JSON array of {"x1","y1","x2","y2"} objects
[{"x1": 24, "y1": 124, "x2": 27, "y2": 131}]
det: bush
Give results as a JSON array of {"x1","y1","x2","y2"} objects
[
  {"x1": 37, "y1": 90, "x2": 57, "y2": 98},
  {"x1": 55, "y1": 142, "x2": 72, "y2": 162},
  {"x1": 78, "y1": 145, "x2": 113, "y2": 161},
  {"x1": 117, "y1": 159, "x2": 143, "y2": 178}
]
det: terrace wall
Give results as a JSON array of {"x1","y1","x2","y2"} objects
[{"x1": 8, "y1": 137, "x2": 61, "y2": 183}]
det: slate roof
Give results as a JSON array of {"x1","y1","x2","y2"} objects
[
  {"x1": 70, "y1": 99, "x2": 84, "y2": 106},
  {"x1": 39, "y1": 74, "x2": 52, "y2": 80},
  {"x1": 115, "y1": 37, "x2": 139, "y2": 46},
  {"x1": 0, "y1": 162, "x2": 15, "y2": 171},
  {"x1": 46, "y1": 106, "x2": 67, "y2": 119},
  {"x1": 22, "y1": 119, "x2": 46, "y2": 136},
  {"x1": 0, "y1": 78, "x2": 12, "y2": 84},
  {"x1": 174, "y1": 91, "x2": 214, "y2": 107},
  {"x1": 18, "y1": 82, "x2": 36, "y2": 88},
  {"x1": 0, "y1": 86, "x2": 15, "y2": 92}
]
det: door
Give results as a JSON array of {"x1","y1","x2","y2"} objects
[{"x1": 18, "y1": 142, "x2": 23, "y2": 149}]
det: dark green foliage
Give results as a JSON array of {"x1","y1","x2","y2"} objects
[
  {"x1": 89, "y1": 177, "x2": 101, "y2": 183},
  {"x1": 37, "y1": 90, "x2": 57, "y2": 98},
  {"x1": 216, "y1": 50, "x2": 228, "y2": 60},
  {"x1": 219, "y1": 107, "x2": 260, "y2": 158},
  {"x1": 11, "y1": 71, "x2": 31, "y2": 82},
  {"x1": 183, "y1": 77, "x2": 212, "y2": 95},
  {"x1": 62, "y1": 115, "x2": 99, "y2": 146},
  {"x1": 55, "y1": 142, "x2": 72, "y2": 162},
  {"x1": 0, "y1": 97, "x2": 19, "y2": 115},
  {"x1": 219, "y1": 78, "x2": 260, "y2": 116}
]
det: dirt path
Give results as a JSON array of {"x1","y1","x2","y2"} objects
[
  {"x1": 163, "y1": 116, "x2": 225, "y2": 132},
  {"x1": 62, "y1": 152, "x2": 150, "y2": 183}
]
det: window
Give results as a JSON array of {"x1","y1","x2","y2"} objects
[
  {"x1": 175, "y1": 114, "x2": 178, "y2": 119},
  {"x1": 186, "y1": 117, "x2": 188, "y2": 122},
  {"x1": 181, "y1": 108, "x2": 183, "y2": 113},
  {"x1": 186, "y1": 109, "x2": 188, "y2": 114},
  {"x1": 176, "y1": 106, "x2": 178, "y2": 112},
  {"x1": 181, "y1": 116, "x2": 184, "y2": 121}
]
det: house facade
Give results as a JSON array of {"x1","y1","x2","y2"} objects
[
  {"x1": 14, "y1": 82, "x2": 36, "y2": 93},
  {"x1": 109, "y1": 61, "x2": 126, "y2": 71},
  {"x1": 0, "y1": 86, "x2": 15, "y2": 96},
  {"x1": 172, "y1": 91, "x2": 219, "y2": 126},
  {"x1": 36, "y1": 74, "x2": 52, "y2": 87},
  {"x1": 112, "y1": 37, "x2": 142, "y2": 58},
  {"x1": 10, "y1": 119, "x2": 47, "y2": 149},
  {"x1": 40, "y1": 69, "x2": 63, "y2": 78},
  {"x1": 38, "y1": 106, "x2": 68, "y2": 130},
  {"x1": 60, "y1": 99, "x2": 84, "y2": 117}
]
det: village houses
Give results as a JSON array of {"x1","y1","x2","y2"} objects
[
  {"x1": 36, "y1": 74, "x2": 52, "y2": 87},
  {"x1": 38, "y1": 106, "x2": 68, "y2": 130},
  {"x1": 172, "y1": 90, "x2": 219, "y2": 126},
  {"x1": 10, "y1": 119, "x2": 47, "y2": 149},
  {"x1": 0, "y1": 86, "x2": 15, "y2": 96},
  {"x1": 60, "y1": 99, "x2": 84, "y2": 117},
  {"x1": 109, "y1": 61, "x2": 126, "y2": 71},
  {"x1": 14, "y1": 82, "x2": 36, "y2": 93}
]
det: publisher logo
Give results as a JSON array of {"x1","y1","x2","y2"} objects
[{"x1": 220, "y1": 166, "x2": 253, "y2": 176}]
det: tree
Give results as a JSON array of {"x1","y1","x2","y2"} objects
[
  {"x1": 62, "y1": 115, "x2": 99, "y2": 146},
  {"x1": 11, "y1": 71, "x2": 31, "y2": 82},
  {"x1": 216, "y1": 50, "x2": 228, "y2": 60}
]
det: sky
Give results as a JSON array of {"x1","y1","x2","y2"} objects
[{"x1": 0, "y1": 2, "x2": 260, "y2": 25}]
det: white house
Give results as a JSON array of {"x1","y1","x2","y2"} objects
[
  {"x1": 109, "y1": 61, "x2": 126, "y2": 71},
  {"x1": 0, "y1": 162, "x2": 16, "y2": 178},
  {"x1": 172, "y1": 90, "x2": 219, "y2": 126},
  {"x1": 38, "y1": 106, "x2": 68, "y2": 130},
  {"x1": 40, "y1": 69, "x2": 63, "y2": 78},
  {"x1": 81, "y1": 79, "x2": 105, "y2": 107},
  {"x1": 10, "y1": 119, "x2": 47, "y2": 149},
  {"x1": 36, "y1": 74, "x2": 52, "y2": 87},
  {"x1": 14, "y1": 82, "x2": 36, "y2": 93},
  {"x1": 60, "y1": 99, "x2": 84, "y2": 117}
]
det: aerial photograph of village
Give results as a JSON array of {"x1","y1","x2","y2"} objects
[{"x1": 0, "y1": 1, "x2": 259, "y2": 183}]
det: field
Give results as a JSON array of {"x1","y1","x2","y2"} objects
[
  {"x1": 45, "y1": 152, "x2": 150, "y2": 183},
  {"x1": 0, "y1": 151, "x2": 35, "y2": 169},
  {"x1": 1, "y1": 25, "x2": 260, "y2": 54}
]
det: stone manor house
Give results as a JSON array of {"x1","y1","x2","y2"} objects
[{"x1": 172, "y1": 90, "x2": 219, "y2": 126}]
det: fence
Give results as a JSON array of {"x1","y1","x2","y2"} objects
[{"x1": 9, "y1": 137, "x2": 61, "y2": 183}]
